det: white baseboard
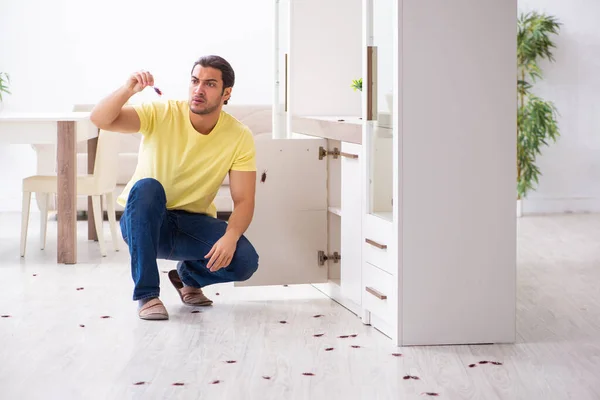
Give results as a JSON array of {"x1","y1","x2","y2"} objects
[{"x1": 522, "y1": 197, "x2": 600, "y2": 215}]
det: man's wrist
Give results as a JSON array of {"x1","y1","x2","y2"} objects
[
  {"x1": 224, "y1": 229, "x2": 241, "y2": 241},
  {"x1": 119, "y1": 85, "x2": 136, "y2": 98}
]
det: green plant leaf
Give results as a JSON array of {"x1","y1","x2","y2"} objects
[{"x1": 516, "y1": 11, "x2": 561, "y2": 198}]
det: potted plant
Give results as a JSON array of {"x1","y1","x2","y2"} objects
[
  {"x1": 351, "y1": 78, "x2": 362, "y2": 92},
  {"x1": 517, "y1": 12, "x2": 561, "y2": 216}
]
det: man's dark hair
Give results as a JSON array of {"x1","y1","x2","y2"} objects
[{"x1": 191, "y1": 55, "x2": 235, "y2": 104}]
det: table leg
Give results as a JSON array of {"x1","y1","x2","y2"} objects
[
  {"x1": 57, "y1": 121, "x2": 77, "y2": 264},
  {"x1": 87, "y1": 136, "x2": 98, "y2": 241}
]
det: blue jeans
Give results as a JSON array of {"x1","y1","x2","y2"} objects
[{"x1": 119, "y1": 178, "x2": 259, "y2": 301}]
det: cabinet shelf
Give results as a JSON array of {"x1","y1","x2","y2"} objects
[
  {"x1": 292, "y1": 116, "x2": 362, "y2": 145},
  {"x1": 372, "y1": 211, "x2": 392, "y2": 222}
]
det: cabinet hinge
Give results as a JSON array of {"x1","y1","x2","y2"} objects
[
  {"x1": 318, "y1": 146, "x2": 340, "y2": 160},
  {"x1": 318, "y1": 250, "x2": 341, "y2": 266}
]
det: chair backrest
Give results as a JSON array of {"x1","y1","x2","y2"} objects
[
  {"x1": 92, "y1": 130, "x2": 121, "y2": 193},
  {"x1": 73, "y1": 104, "x2": 98, "y2": 153},
  {"x1": 72, "y1": 104, "x2": 123, "y2": 192}
]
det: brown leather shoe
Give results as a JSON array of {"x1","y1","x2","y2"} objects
[
  {"x1": 138, "y1": 298, "x2": 169, "y2": 320},
  {"x1": 168, "y1": 270, "x2": 213, "y2": 306}
]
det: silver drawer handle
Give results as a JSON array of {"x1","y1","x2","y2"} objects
[
  {"x1": 366, "y1": 286, "x2": 387, "y2": 300},
  {"x1": 365, "y1": 238, "x2": 387, "y2": 250},
  {"x1": 341, "y1": 152, "x2": 359, "y2": 159}
]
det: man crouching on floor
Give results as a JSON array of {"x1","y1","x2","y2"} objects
[{"x1": 90, "y1": 55, "x2": 259, "y2": 320}]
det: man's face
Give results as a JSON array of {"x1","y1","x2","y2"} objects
[{"x1": 188, "y1": 65, "x2": 231, "y2": 115}]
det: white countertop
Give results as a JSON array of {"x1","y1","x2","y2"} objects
[
  {"x1": 292, "y1": 115, "x2": 363, "y2": 144},
  {"x1": 0, "y1": 112, "x2": 98, "y2": 144}
]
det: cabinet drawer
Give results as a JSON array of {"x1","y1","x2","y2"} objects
[
  {"x1": 363, "y1": 214, "x2": 394, "y2": 273},
  {"x1": 362, "y1": 262, "x2": 394, "y2": 324}
]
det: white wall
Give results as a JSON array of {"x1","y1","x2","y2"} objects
[
  {"x1": 0, "y1": 0, "x2": 272, "y2": 211},
  {"x1": 519, "y1": 0, "x2": 600, "y2": 214}
]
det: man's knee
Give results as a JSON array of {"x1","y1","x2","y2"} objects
[
  {"x1": 232, "y1": 238, "x2": 259, "y2": 281},
  {"x1": 128, "y1": 178, "x2": 166, "y2": 209}
]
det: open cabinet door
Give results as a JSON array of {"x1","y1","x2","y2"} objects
[{"x1": 236, "y1": 137, "x2": 329, "y2": 287}]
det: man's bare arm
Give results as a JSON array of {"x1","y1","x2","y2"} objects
[
  {"x1": 225, "y1": 170, "x2": 257, "y2": 240},
  {"x1": 90, "y1": 70, "x2": 154, "y2": 133},
  {"x1": 204, "y1": 170, "x2": 256, "y2": 271}
]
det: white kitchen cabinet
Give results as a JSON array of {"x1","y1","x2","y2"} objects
[
  {"x1": 251, "y1": 0, "x2": 365, "y2": 317},
  {"x1": 360, "y1": 0, "x2": 517, "y2": 346},
  {"x1": 238, "y1": 137, "x2": 364, "y2": 317},
  {"x1": 242, "y1": 0, "x2": 517, "y2": 347}
]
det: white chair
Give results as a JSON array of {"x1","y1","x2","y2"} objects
[{"x1": 20, "y1": 130, "x2": 121, "y2": 257}]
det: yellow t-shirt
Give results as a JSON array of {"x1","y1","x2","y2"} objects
[{"x1": 116, "y1": 100, "x2": 256, "y2": 218}]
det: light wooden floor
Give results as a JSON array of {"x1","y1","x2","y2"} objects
[{"x1": 1, "y1": 211, "x2": 599, "y2": 400}]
